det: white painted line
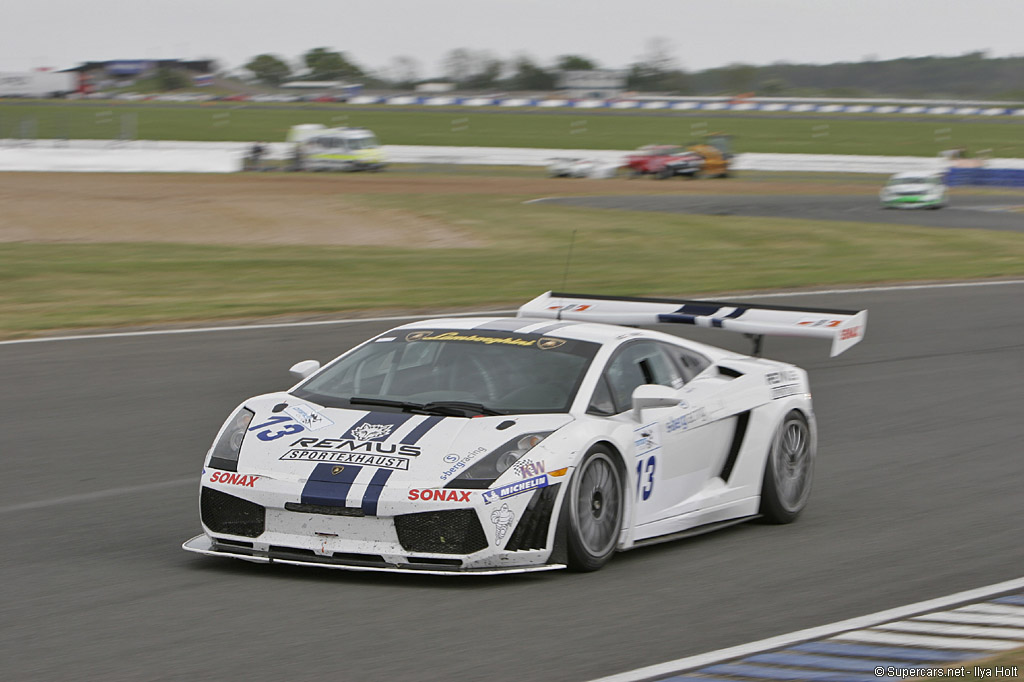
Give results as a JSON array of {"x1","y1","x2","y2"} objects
[
  {"x1": 726, "y1": 279, "x2": 1024, "y2": 300},
  {"x1": 0, "y1": 477, "x2": 195, "y2": 514},
  {"x1": 586, "y1": 576, "x2": 1024, "y2": 682},
  {"x1": 4, "y1": 280, "x2": 1024, "y2": 348},
  {"x1": 872, "y1": 620, "x2": 1024, "y2": 639},
  {"x1": 959, "y1": 604, "x2": 1024, "y2": 617},
  {"x1": 0, "y1": 310, "x2": 516, "y2": 346},
  {"x1": 832, "y1": 630, "x2": 1019, "y2": 651},
  {"x1": 914, "y1": 612, "x2": 1024, "y2": 627}
]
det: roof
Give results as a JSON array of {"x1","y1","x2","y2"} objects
[{"x1": 388, "y1": 315, "x2": 735, "y2": 360}]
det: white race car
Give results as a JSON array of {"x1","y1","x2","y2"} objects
[
  {"x1": 184, "y1": 292, "x2": 866, "y2": 574},
  {"x1": 547, "y1": 157, "x2": 618, "y2": 179},
  {"x1": 880, "y1": 171, "x2": 948, "y2": 209}
]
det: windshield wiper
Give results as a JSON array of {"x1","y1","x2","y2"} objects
[
  {"x1": 349, "y1": 397, "x2": 431, "y2": 413},
  {"x1": 423, "y1": 401, "x2": 505, "y2": 417},
  {"x1": 348, "y1": 397, "x2": 504, "y2": 417}
]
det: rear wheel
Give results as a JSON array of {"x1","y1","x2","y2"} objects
[
  {"x1": 759, "y1": 411, "x2": 814, "y2": 523},
  {"x1": 567, "y1": 446, "x2": 623, "y2": 571}
]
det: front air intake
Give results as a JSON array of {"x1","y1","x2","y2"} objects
[
  {"x1": 201, "y1": 487, "x2": 265, "y2": 538},
  {"x1": 394, "y1": 509, "x2": 488, "y2": 555},
  {"x1": 504, "y1": 483, "x2": 561, "y2": 551}
]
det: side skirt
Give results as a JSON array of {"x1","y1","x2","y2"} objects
[{"x1": 627, "y1": 514, "x2": 759, "y2": 549}]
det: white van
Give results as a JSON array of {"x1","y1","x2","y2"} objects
[{"x1": 287, "y1": 125, "x2": 387, "y2": 172}]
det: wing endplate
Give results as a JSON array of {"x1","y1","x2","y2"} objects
[{"x1": 517, "y1": 292, "x2": 867, "y2": 357}]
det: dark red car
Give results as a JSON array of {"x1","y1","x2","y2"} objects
[{"x1": 623, "y1": 145, "x2": 705, "y2": 179}]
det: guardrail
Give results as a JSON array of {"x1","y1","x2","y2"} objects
[{"x1": 2, "y1": 139, "x2": 1024, "y2": 185}]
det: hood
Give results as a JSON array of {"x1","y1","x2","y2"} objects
[
  {"x1": 233, "y1": 393, "x2": 574, "y2": 488},
  {"x1": 885, "y1": 182, "x2": 940, "y2": 194}
]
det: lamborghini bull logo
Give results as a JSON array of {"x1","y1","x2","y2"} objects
[
  {"x1": 537, "y1": 337, "x2": 566, "y2": 350},
  {"x1": 349, "y1": 423, "x2": 393, "y2": 441}
]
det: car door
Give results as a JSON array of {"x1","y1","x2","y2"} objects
[{"x1": 589, "y1": 340, "x2": 727, "y2": 528}]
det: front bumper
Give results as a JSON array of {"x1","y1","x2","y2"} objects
[
  {"x1": 882, "y1": 196, "x2": 942, "y2": 208},
  {"x1": 182, "y1": 534, "x2": 563, "y2": 575},
  {"x1": 185, "y1": 473, "x2": 566, "y2": 574}
]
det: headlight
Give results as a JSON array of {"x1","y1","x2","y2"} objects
[
  {"x1": 207, "y1": 407, "x2": 255, "y2": 472},
  {"x1": 446, "y1": 432, "x2": 551, "y2": 489}
]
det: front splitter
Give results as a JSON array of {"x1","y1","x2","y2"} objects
[{"x1": 182, "y1": 534, "x2": 565, "y2": 576}]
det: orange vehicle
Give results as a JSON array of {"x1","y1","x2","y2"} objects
[
  {"x1": 623, "y1": 134, "x2": 733, "y2": 179},
  {"x1": 687, "y1": 133, "x2": 733, "y2": 178}
]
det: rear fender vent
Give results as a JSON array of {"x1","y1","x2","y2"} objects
[
  {"x1": 718, "y1": 365, "x2": 744, "y2": 378},
  {"x1": 718, "y1": 411, "x2": 751, "y2": 482}
]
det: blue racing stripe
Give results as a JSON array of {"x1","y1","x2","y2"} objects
[
  {"x1": 401, "y1": 415, "x2": 444, "y2": 444},
  {"x1": 301, "y1": 463, "x2": 362, "y2": 506},
  {"x1": 657, "y1": 313, "x2": 698, "y2": 325},
  {"x1": 994, "y1": 595, "x2": 1024, "y2": 605},
  {"x1": 360, "y1": 468, "x2": 393, "y2": 516},
  {"x1": 344, "y1": 412, "x2": 412, "y2": 441},
  {"x1": 528, "y1": 322, "x2": 574, "y2": 335},
  {"x1": 678, "y1": 303, "x2": 722, "y2": 316},
  {"x1": 700, "y1": 663, "x2": 877, "y2": 682},
  {"x1": 791, "y1": 642, "x2": 974, "y2": 662}
]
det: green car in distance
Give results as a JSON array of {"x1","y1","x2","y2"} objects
[{"x1": 880, "y1": 172, "x2": 949, "y2": 209}]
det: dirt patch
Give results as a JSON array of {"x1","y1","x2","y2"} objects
[
  {"x1": 0, "y1": 170, "x2": 879, "y2": 247},
  {"x1": 0, "y1": 173, "x2": 481, "y2": 247}
]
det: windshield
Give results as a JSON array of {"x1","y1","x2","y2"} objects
[
  {"x1": 293, "y1": 329, "x2": 599, "y2": 415},
  {"x1": 349, "y1": 135, "x2": 378, "y2": 150},
  {"x1": 889, "y1": 176, "x2": 934, "y2": 186}
]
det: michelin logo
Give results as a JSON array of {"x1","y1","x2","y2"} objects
[{"x1": 481, "y1": 474, "x2": 549, "y2": 504}]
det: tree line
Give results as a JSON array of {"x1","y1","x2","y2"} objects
[{"x1": 243, "y1": 47, "x2": 1024, "y2": 100}]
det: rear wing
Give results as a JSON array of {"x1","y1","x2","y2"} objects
[{"x1": 517, "y1": 292, "x2": 866, "y2": 357}]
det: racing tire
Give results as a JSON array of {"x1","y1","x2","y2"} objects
[
  {"x1": 758, "y1": 410, "x2": 814, "y2": 524},
  {"x1": 566, "y1": 446, "x2": 624, "y2": 571},
  {"x1": 656, "y1": 168, "x2": 673, "y2": 180}
]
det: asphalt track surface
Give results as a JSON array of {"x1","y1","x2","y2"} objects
[
  {"x1": 539, "y1": 194, "x2": 1024, "y2": 232},
  {"x1": 3, "y1": 282, "x2": 1023, "y2": 682}
]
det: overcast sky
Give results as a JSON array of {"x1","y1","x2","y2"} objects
[{"x1": 3, "y1": 0, "x2": 1022, "y2": 78}]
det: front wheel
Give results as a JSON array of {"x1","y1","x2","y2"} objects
[
  {"x1": 759, "y1": 410, "x2": 814, "y2": 524},
  {"x1": 567, "y1": 447, "x2": 624, "y2": 571}
]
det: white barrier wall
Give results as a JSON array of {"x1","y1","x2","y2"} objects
[{"x1": 2, "y1": 139, "x2": 1022, "y2": 174}]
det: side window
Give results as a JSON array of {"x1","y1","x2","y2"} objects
[
  {"x1": 587, "y1": 375, "x2": 615, "y2": 416},
  {"x1": 596, "y1": 341, "x2": 684, "y2": 414},
  {"x1": 660, "y1": 343, "x2": 711, "y2": 383}
]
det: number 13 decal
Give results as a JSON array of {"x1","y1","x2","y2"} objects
[
  {"x1": 636, "y1": 455, "x2": 656, "y2": 501},
  {"x1": 249, "y1": 414, "x2": 305, "y2": 441}
]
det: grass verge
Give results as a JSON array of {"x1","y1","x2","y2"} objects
[
  {"x1": 2, "y1": 184, "x2": 1024, "y2": 338},
  {"x1": 2, "y1": 101, "x2": 1023, "y2": 157}
]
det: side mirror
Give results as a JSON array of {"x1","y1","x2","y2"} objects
[
  {"x1": 289, "y1": 359, "x2": 321, "y2": 381},
  {"x1": 631, "y1": 384, "x2": 679, "y2": 422}
]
